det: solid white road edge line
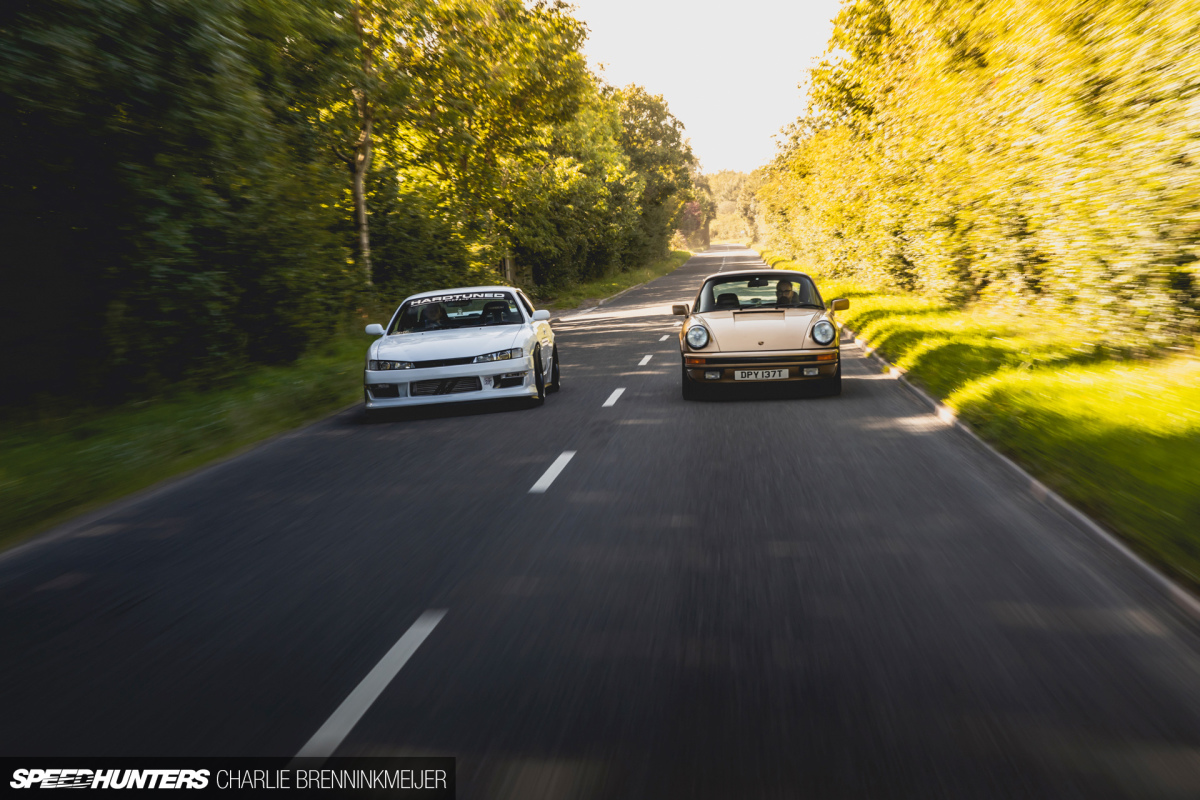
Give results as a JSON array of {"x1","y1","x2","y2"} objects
[
  {"x1": 602, "y1": 389, "x2": 626, "y2": 408},
  {"x1": 295, "y1": 609, "x2": 447, "y2": 762},
  {"x1": 529, "y1": 451, "x2": 577, "y2": 494},
  {"x1": 638, "y1": 355, "x2": 653, "y2": 366}
]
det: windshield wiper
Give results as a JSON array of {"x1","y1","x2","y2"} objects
[{"x1": 732, "y1": 303, "x2": 826, "y2": 312}]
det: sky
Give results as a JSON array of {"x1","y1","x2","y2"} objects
[{"x1": 566, "y1": 0, "x2": 846, "y2": 174}]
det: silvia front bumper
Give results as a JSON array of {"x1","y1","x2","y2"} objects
[
  {"x1": 363, "y1": 357, "x2": 536, "y2": 408},
  {"x1": 681, "y1": 348, "x2": 839, "y2": 383}
]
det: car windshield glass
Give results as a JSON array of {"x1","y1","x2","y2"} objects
[
  {"x1": 696, "y1": 274, "x2": 822, "y2": 312},
  {"x1": 390, "y1": 291, "x2": 524, "y2": 333}
]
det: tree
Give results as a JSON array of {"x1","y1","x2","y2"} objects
[
  {"x1": 613, "y1": 85, "x2": 696, "y2": 263},
  {"x1": 758, "y1": 0, "x2": 1200, "y2": 347}
]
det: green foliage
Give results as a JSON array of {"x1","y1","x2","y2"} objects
[
  {"x1": 504, "y1": 88, "x2": 644, "y2": 287},
  {"x1": 368, "y1": 172, "x2": 474, "y2": 293},
  {"x1": 400, "y1": 0, "x2": 591, "y2": 224},
  {"x1": 532, "y1": 249, "x2": 691, "y2": 311},
  {"x1": 0, "y1": 0, "x2": 699, "y2": 408},
  {"x1": 704, "y1": 170, "x2": 762, "y2": 242},
  {"x1": 758, "y1": 0, "x2": 1200, "y2": 350},
  {"x1": 614, "y1": 86, "x2": 698, "y2": 264},
  {"x1": 0, "y1": 0, "x2": 353, "y2": 403}
]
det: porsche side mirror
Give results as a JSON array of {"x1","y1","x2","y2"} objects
[
  {"x1": 531, "y1": 309, "x2": 551, "y2": 321},
  {"x1": 672, "y1": 304, "x2": 690, "y2": 316},
  {"x1": 830, "y1": 298, "x2": 849, "y2": 312},
  {"x1": 365, "y1": 323, "x2": 385, "y2": 336}
]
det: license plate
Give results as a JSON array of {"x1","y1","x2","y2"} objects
[{"x1": 734, "y1": 369, "x2": 787, "y2": 381}]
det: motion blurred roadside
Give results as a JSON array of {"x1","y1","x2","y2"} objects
[
  {"x1": 2, "y1": 0, "x2": 1200, "y2": 797},
  {"x1": 0, "y1": 0, "x2": 697, "y2": 549}
]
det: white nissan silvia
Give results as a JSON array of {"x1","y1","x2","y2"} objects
[{"x1": 362, "y1": 286, "x2": 559, "y2": 412}]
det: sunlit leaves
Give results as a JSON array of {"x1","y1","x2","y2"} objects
[{"x1": 760, "y1": 0, "x2": 1200, "y2": 349}]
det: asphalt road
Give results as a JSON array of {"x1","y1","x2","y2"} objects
[{"x1": 4, "y1": 245, "x2": 1200, "y2": 798}]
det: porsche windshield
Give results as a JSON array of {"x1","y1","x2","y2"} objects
[
  {"x1": 696, "y1": 274, "x2": 823, "y2": 312},
  {"x1": 390, "y1": 292, "x2": 524, "y2": 333}
]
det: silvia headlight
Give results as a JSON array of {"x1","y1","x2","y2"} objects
[
  {"x1": 369, "y1": 360, "x2": 414, "y2": 370},
  {"x1": 473, "y1": 347, "x2": 523, "y2": 363},
  {"x1": 812, "y1": 320, "x2": 836, "y2": 346},
  {"x1": 685, "y1": 325, "x2": 710, "y2": 349}
]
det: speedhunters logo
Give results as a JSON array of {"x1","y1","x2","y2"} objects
[
  {"x1": 4, "y1": 759, "x2": 454, "y2": 795},
  {"x1": 10, "y1": 768, "x2": 210, "y2": 789}
]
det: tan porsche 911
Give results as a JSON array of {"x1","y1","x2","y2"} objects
[{"x1": 673, "y1": 269, "x2": 849, "y2": 400}]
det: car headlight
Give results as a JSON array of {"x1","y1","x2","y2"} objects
[
  {"x1": 473, "y1": 347, "x2": 523, "y2": 363},
  {"x1": 811, "y1": 320, "x2": 836, "y2": 346},
  {"x1": 368, "y1": 360, "x2": 414, "y2": 370},
  {"x1": 685, "y1": 325, "x2": 710, "y2": 349}
]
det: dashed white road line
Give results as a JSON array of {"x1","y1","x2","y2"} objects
[
  {"x1": 638, "y1": 355, "x2": 653, "y2": 366},
  {"x1": 529, "y1": 451, "x2": 577, "y2": 494},
  {"x1": 602, "y1": 388, "x2": 626, "y2": 407},
  {"x1": 296, "y1": 609, "x2": 447, "y2": 762},
  {"x1": 659, "y1": 335, "x2": 670, "y2": 341}
]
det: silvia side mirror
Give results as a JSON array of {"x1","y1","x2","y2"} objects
[
  {"x1": 365, "y1": 323, "x2": 385, "y2": 336},
  {"x1": 672, "y1": 304, "x2": 690, "y2": 316},
  {"x1": 830, "y1": 298, "x2": 849, "y2": 312},
  {"x1": 531, "y1": 309, "x2": 551, "y2": 321}
]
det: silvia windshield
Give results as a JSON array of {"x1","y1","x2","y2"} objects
[
  {"x1": 695, "y1": 273, "x2": 823, "y2": 312},
  {"x1": 390, "y1": 292, "x2": 524, "y2": 333}
]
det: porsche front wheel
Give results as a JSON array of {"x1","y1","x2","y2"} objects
[
  {"x1": 822, "y1": 361, "x2": 842, "y2": 396},
  {"x1": 681, "y1": 365, "x2": 703, "y2": 401}
]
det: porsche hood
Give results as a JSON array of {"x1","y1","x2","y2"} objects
[{"x1": 696, "y1": 309, "x2": 821, "y2": 351}]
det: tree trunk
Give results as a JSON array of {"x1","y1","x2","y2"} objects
[
  {"x1": 351, "y1": 1, "x2": 374, "y2": 285},
  {"x1": 352, "y1": 112, "x2": 373, "y2": 284}
]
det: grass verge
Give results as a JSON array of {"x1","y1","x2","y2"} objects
[
  {"x1": 533, "y1": 250, "x2": 692, "y2": 311},
  {"x1": 0, "y1": 334, "x2": 367, "y2": 553},
  {"x1": 763, "y1": 252, "x2": 1200, "y2": 589}
]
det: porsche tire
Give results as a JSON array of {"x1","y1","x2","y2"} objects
[
  {"x1": 681, "y1": 365, "x2": 704, "y2": 401},
  {"x1": 820, "y1": 361, "x2": 842, "y2": 397}
]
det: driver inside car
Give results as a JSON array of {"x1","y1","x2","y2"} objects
[
  {"x1": 775, "y1": 280, "x2": 801, "y2": 307},
  {"x1": 419, "y1": 303, "x2": 450, "y2": 329}
]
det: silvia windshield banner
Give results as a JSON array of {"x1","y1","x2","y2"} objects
[{"x1": 3, "y1": 758, "x2": 454, "y2": 796}]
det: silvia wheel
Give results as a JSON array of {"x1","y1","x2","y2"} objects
[
  {"x1": 547, "y1": 345, "x2": 561, "y2": 393},
  {"x1": 531, "y1": 351, "x2": 546, "y2": 407}
]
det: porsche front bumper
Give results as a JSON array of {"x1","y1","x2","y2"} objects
[{"x1": 681, "y1": 348, "x2": 840, "y2": 383}]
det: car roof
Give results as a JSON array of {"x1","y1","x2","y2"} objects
[
  {"x1": 702, "y1": 268, "x2": 815, "y2": 282},
  {"x1": 402, "y1": 285, "x2": 519, "y2": 301}
]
